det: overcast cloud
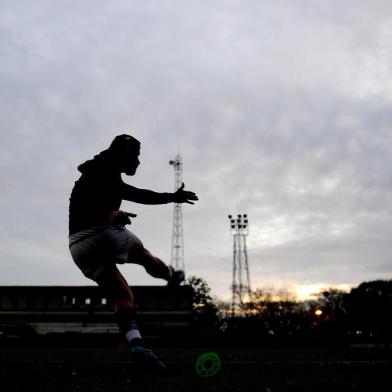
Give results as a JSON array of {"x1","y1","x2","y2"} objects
[{"x1": 1, "y1": 0, "x2": 392, "y2": 300}]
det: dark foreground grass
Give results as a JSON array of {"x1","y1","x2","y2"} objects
[{"x1": 1, "y1": 344, "x2": 391, "y2": 392}]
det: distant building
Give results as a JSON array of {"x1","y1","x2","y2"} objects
[{"x1": 0, "y1": 285, "x2": 193, "y2": 337}]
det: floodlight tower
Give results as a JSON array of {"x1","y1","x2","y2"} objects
[
  {"x1": 169, "y1": 154, "x2": 185, "y2": 272},
  {"x1": 228, "y1": 214, "x2": 252, "y2": 316}
]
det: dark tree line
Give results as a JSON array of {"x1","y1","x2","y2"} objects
[{"x1": 187, "y1": 277, "x2": 392, "y2": 343}]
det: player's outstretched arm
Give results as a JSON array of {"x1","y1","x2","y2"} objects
[
  {"x1": 172, "y1": 182, "x2": 198, "y2": 204},
  {"x1": 121, "y1": 182, "x2": 198, "y2": 205}
]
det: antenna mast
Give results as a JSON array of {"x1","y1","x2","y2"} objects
[{"x1": 169, "y1": 154, "x2": 185, "y2": 272}]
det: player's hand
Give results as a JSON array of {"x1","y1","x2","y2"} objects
[
  {"x1": 173, "y1": 182, "x2": 199, "y2": 205},
  {"x1": 108, "y1": 210, "x2": 137, "y2": 226}
]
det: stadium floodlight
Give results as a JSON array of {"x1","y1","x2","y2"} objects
[{"x1": 227, "y1": 213, "x2": 252, "y2": 316}]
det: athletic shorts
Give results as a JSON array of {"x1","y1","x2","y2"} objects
[{"x1": 69, "y1": 225, "x2": 138, "y2": 282}]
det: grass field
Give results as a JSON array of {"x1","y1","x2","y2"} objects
[{"x1": 1, "y1": 343, "x2": 391, "y2": 391}]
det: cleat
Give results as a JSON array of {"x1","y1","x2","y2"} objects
[
  {"x1": 167, "y1": 266, "x2": 185, "y2": 286},
  {"x1": 130, "y1": 344, "x2": 168, "y2": 373}
]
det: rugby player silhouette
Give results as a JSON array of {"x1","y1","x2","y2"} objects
[{"x1": 68, "y1": 134, "x2": 198, "y2": 371}]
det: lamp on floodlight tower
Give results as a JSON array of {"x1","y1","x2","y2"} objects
[{"x1": 228, "y1": 213, "x2": 252, "y2": 316}]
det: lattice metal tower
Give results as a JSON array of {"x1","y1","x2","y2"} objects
[
  {"x1": 169, "y1": 154, "x2": 185, "y2": 272},
  {"x1": 228, "y1": 214, "x2": 252, "y2": 316}
]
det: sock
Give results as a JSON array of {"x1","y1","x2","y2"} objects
[
  {"x1": 115, "y1": 308, "x2": 143, "y2": 347},
  {"x1": 166, "y1": 265, "x2": 174, "y2": 280},
  {"x1": 125, "y1": 331, "x2": 142, "y2": 347}
]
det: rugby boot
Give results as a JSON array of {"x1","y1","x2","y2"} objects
[
  {"x1": 166, "y1": 266, "x2": 185, "y2": 286},
  {"x1": 130, "y1": 344, "x2": 168, "y2": 374}
]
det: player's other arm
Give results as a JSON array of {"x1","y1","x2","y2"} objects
[{"x1": 121, "y1": 182, "x2": 198, "y2": 205}]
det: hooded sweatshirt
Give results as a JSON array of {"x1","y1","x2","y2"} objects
[{"x1": 68, "y1": 150, "x2": 172, "y2": 235}]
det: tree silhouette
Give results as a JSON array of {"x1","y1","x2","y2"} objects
[
  {"x1": 185, "y1": 275, "x2": 220, "y2": 333},
  {"x1": 345, "y1": 280, "x2": 392, "y2": 340}
]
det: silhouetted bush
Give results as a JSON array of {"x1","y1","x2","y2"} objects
[{"x1": 185, "y1": 275, "x2": 221, "y2": 334}]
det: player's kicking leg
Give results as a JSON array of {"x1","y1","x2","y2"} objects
[{"x1": 126, "y1": 236, "x2": 185, "y2": 286}]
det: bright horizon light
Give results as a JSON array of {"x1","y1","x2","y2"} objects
[
  {"x1": 214, "y1": 282, "x2": 353, "y2": 304},
  {"x1": 294, "y1": 283, "x2": 353, "y2": 301}
]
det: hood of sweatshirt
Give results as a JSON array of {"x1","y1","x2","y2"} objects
[{"x1": 77, "y1": 149, "x2": 119, "y2": 175}]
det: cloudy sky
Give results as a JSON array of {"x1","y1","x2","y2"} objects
[{"x1": 1, "y1": 0, "x2": 392, "y2": 301}]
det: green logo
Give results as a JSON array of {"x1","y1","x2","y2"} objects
[{"x1": 195, "y1": 352, "x2": 221, "y2": 377}]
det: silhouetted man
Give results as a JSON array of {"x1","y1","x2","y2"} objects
[{"x1": 68, "y1": 134, "x2": 198, "y2": 371}]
